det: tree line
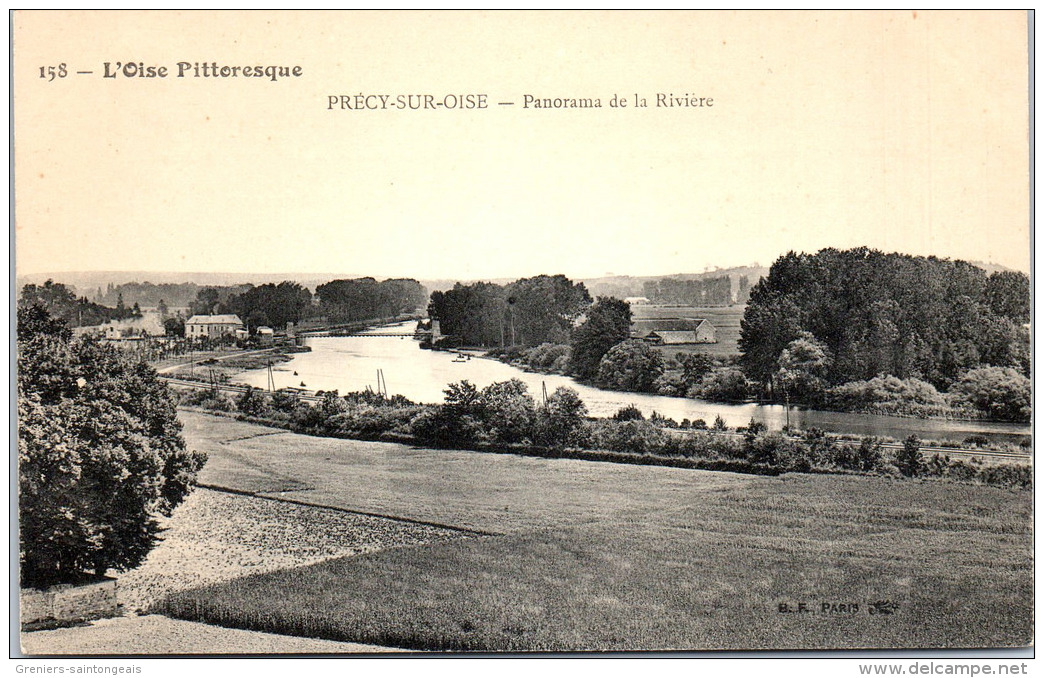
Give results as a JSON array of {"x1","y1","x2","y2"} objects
[
  {"x1": 428, "y1": 275, "x2": 592, "y2": 347},
  {"x1": 738, "y1": 248, "x2": 1030, "y2": 420},
  {"x1": 315, "y1": 278, "x2": 427, "y2": 323},
  {"x1": 642, "y1": 275, "x2": 740, "y2": 306},
  {"x1": 20, "y1": 280, "x2": 141, "y2": 327}
]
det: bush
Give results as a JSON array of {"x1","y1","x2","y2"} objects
[
  {"x1": 948, "y1": 367, "x2": 1031, "y2": 423},
  {"x1": 328, "y1": 405, "x2": 423, "y2": 437},
  {"x1": 857, "y1": 437, "x2": 884, "y2": 472},
  {"x1": 409, "y1": 406, "x2": 484, "y2": 448},
  {"x1": 828, "y1": 375, "x2": 947, "y2": 417},
  {"x1": 271, "y1": 389, "x2": 301, "y2": 413},
  {"x1": 595, "y1": 340, "x2": 665, "y2": 393},
  {"x1": 237, "y1": 386, "x2": 270, "y2": 417},
  {"x1": 895, "y1": 436, "x2": 923, "y2": 477},
  {"x1": 589, "y1": 419, "x2": 666, "y2": 455},
  {"x1": 612, "y1": 405, "x2": 644, "y2": 421},
  {"x1": 533, "y1": 387, "x2": 589, "y2": 449},
  {"x1": 978, "y1": 463, "x2": 1032, "y2": 489},
  {"x1": 687, "y1": 368, "x2": 750, "y2": 402}
]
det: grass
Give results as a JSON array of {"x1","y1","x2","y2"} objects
[{"x1": 159, "y1": 411, "x2": 1032, "y2": 651}]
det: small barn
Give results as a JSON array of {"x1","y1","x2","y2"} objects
[{"x1": 632, "y1": 318, "x2": 716, "y2": 344}]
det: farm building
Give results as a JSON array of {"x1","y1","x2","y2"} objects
[
  {"x1": 185, "y1": 314, "x2": 244, "y2": 339},
  {"x1": 632, "y1": 318, "x2": 716, "y2": 344}
]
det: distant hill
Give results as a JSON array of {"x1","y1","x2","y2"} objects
[{"x1": 15, "y1": 271, "x2": 366, "y2": 297}]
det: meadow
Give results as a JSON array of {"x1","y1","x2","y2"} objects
[{"x1": 154, "y1": 411, "x2": 1032, "y2": 651}]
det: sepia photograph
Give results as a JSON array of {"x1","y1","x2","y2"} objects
[{"x1": 11, "y1": 10, "x2": 1033, "y2": 663}]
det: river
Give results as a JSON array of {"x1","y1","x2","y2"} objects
[{"x1": 234, "y1": 322, "x2": 1031, "y2": 445}]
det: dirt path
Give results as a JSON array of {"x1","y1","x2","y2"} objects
[{"x1": 21, "y1": 615, "x2": 403, "y2": 655}]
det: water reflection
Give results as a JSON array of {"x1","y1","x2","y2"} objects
[{"x1": 234, "y1": 323, "x2": 1031, "y2": 444}]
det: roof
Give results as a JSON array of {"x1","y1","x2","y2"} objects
[
  {"x1": 185, "y1": 314, "x2": 243, "y2": 325},
  {"x1": 647, "y1": 330, "x2": 700, "y2": 345},
  {"x1": 631, "y1": 318, "x2": 708, "y2": 336}
]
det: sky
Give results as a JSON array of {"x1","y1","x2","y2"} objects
[{"x1": 13, "y1": 10, "x2": 1031, "y2": 281}]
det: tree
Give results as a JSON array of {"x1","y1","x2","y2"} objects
[
  {"x1": 18, "y1": 307, "x2": 207, "y2": 588},
  {"x1": 479, "y1": 379, "x2": 536, "y2": 444},
  {"x1": 569, "y1": 297, "x2": 632, "y2": 381},
  {"x1": 163, "y1": 316, "x2": 186, "y2": 338},
  {"x1": 949, "y1": 367, "x2": 1031, "y2": 423},
  {"x1": 534, "y1": 386, "x2": 588, "y2": 449},
  {"x1": 504, "y1": 275, "x2": 591, "y2": 346},
  {"x1": 596, "y1": 339, "x2": 665, "y2": 393},
  {"x1": 776, "y1": 332, "x2": 832, "y2": 404},
  {"x1": 896, "y1": 436, "x2": 923, "y2": 477}
]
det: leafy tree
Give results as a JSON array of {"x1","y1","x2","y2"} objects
[
  {"x1": 949, "y1": 367, "x2": 1031, "y2": 423},
  {"x1": 237, "y1": 386, "x2": 270, "y2": 417},
  {"x1": 318, "y1": 278, "x2": 426, "y2": 324},
  {"x1": 596, "y1": 340, "x2": 665, "y2": 393},
  {"x1": 163, "y1": 316, "x2": 186, "y2": 338},
  {"x1": 504, "y1": 275, "x2": 591, "y2": 346},
  {"x1": 569, "y1": 297, "x2": 632, "y2": 381},
  {"x1": 534, "y1": 387, "x2": 589, "y2": 449},
  {"x1": 676, "y1": 352, "x2": 715, "y2": 390},
  {"x1": 229, "y1": 281, "x2": 313, "y2": 331},
  {"x1": 18, "y1": 308, "x2": 206, "y2": 587},
  {"x1": 479, "y1": 379, "x2": 536, "y2": 444},
  {"x1": 776, "y1": 332, "x2": 832, "y2": 404},
  {"x1": 896, "y1": 436, "x2": 923, "y2": 477},
  {"x1": 984, "y1": 270, "x2": 1030, "y2": 325},
  {"x1": 20, "y1": 281, "x2": 118, "y2": 328},
  {"x1": 687, "y1": 368, "x2": 750, "y2": 402}
]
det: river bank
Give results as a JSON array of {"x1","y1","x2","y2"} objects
[{"x1": 228, "y1": 324, "x2": 1031, "y2": 445}]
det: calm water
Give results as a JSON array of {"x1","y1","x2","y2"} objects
[{"x1": 235, "y1": 322, "x2": 1031, "y2": 444}]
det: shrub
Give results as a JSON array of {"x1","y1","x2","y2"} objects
[
  {"x1": 978, "y1": 463, "x2": 1032, "y2": 489},
  {"x1": 596, "y1": 340, "x2": 665, "y2": 393},
  {"x1": 409, "y1": 406, "x2": 484, "y2": 448},
  {"x1": 828, "y1": 375, "x2": 947, "y2": 417},
  {"x1": 687, "y1": 368, "x2": 750, "y2": 402},
  {"x1": 479, "y1": 379, "x2": 536, "y2": 444},
  {"x1": 948, "y1": 367, "x2": 1031, "y2": 423},
  {"x1": 589, "y1": 420, "x2": 666, "y2": 455},
  {"x1": 613, "y1": 405, "x2": 644, "y2": 421},
  {"x1": 857, "y1": 437, "x2": 884, "y2": 472},
  {"x1": 895, "y1": 436, "x2": 923, "y2": 477},
  {"x1": 533, "y1": 387, "x2": 589, "y2": 449},
  {"x1": 237, "y1": 386, "x2": 270, "y2": 417},
  {"x1": 270, "y1": 389, "x2": 300, "y2": 413}
]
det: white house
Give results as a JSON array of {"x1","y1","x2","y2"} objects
[{"x1": 185, "y1": 314, "x2": 244, "y2": 339}]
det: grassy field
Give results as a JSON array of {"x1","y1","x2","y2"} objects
[
  {"x1": 631, "y1": 304, "x2": 745, "y2": 357},
  {"x1": 162, "y1": 411, "x2": 1032, "y2": 651}
]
